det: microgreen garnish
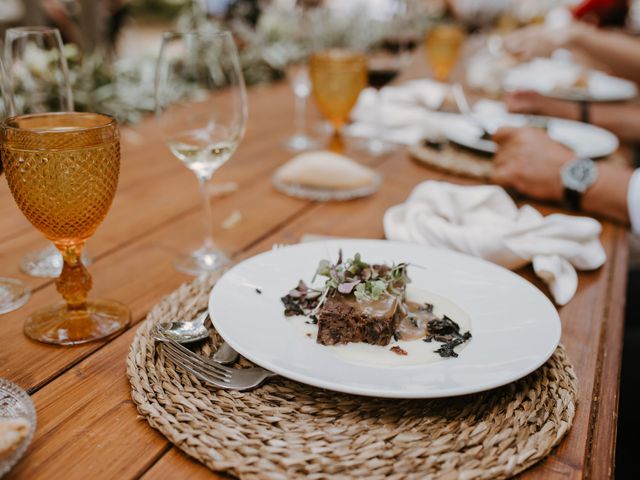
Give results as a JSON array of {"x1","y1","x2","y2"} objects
[
  {"x1": 314, "y1": 250, "x2": 410, "y2": 302},
  {"x1": 282, "y1": 250, "x2": 411, "y2": 317}
]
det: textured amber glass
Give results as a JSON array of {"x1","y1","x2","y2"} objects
[
  {"x1": 309, "y1": 50, "x2": 366, "y2": 152},
  {"x1": 424, "y1": 24, "x2": 466, "y2": 82},
  {"x1": 1, "y1": 112, "x2": 130, "y2": 345}
]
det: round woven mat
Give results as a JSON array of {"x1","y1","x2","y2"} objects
[
  {"x1": 409, "y1": 140, "x2": 628, "y2": 180},
  {"x1": 127, "y1": 273, "x2": 578, "y2": 480}
]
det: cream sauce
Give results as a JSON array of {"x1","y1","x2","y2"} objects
[{"x1": 287, "y1": 286, "x2": 472, "y2": 367}]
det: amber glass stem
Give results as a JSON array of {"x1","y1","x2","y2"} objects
[
  {"x1": 329, "y1": 126, "x2": 344, "y2": 153},
  {"x1": 55, "y1": 243, "x2": 92, "y2": 310}
]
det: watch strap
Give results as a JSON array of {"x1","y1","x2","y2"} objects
[
  {"x1": 563, "y1": 186, "x2": 582, "y2": 210},
  {"x1": 579, "y1": 100, "x2": 590, "y2": 124}
]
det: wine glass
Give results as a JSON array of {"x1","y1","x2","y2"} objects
[
  {"x1": 4, "y1": 26, "x2": 92, "y2": 278},
  {"x1": 424, "y1": 23, "x2": 466, "y2": 82},
  {"x1": 283, "y1": 62, "x2": 320, "y2": 152},
  {"x1": 309, "y1": 49, "x2": 367, "y2": 153},
  {"x1": 0, "y1": 54, "x2": 31, "y2": 315},
  {"x1": 155, "y1": 30, "x2": 248, "y2": 275},
  {"x1": 364, "y1": 15, "x2": 416, "y2": 156},
  {"x1": 1, "y1": 112, "x2": 130, "y2": 345},
  {"x1": 282, "y1": 6, "x2": 319, "y2": 152}
]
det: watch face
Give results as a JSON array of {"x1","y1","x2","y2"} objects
[{"x1": 562, "y1": 159, "x2": 597, "y2": 193}]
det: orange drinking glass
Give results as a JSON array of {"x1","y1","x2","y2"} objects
[
  {"x1": 424, "y1": 24, "x2": 466, "y2": 82},
  {"x1": 1, "y1": 112, "x2": 130, "y2": 345},
  {"x1": 309, "y1": 49, "x2": 367, "y2": 153}
]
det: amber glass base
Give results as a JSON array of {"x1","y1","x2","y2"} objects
[{"x1": 24, "y1": 299, "x2": 130, "y2": 345}]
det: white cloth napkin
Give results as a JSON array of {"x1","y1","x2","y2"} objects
[
  {"x1": 383, "y1": 181, "x2": 606, "y2": 305},
  {"x1": 348, "y1": 79, "x2": 449, "y2": 145}
]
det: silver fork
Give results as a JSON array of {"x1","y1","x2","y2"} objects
[
  {"x1": 153, "y1": 327, "x2": 276, "y2": 390},
  {"x1": 451, "y1": 83, "x2": 495, "y2": 139}
]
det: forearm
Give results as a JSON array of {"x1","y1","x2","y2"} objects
[
  {"x1": 581, "y1": 162, "x2": 633, "y2": 225},
  {"x1": 533, "y1": 100, "x2": 640, "y2": 144},
  {"x1": 567, "y1": 24, "x2": 640, "y2": 85}
]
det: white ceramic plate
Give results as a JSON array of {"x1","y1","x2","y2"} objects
[
  {"x1": 209, "y1": 240, "x2": 561, "y2": 398},
  {"x1": 441, "y1": 104, "x2": 618, "y2": 158},
  {"x1": 502, "y1": 58, "x2": 637, "y2": 102}
]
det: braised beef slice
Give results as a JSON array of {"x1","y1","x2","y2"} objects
[{"x1": 316, "y1": 293, "x2": 400, "y2": 346}]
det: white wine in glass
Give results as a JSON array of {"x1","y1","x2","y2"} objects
[{"x1": 155, "y1": 30, "x2": 248, "y2": 275}]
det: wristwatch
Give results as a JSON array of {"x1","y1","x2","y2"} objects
[{"x1": 561, "y1": 158, "x2": 598, "y2": 210}]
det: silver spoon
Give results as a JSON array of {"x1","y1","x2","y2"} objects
[
  {"x1": 212, "y1": 341, "x2": 239, "y2": 365},
  {"x1": 161, "y1": 311, "x2": 240, "y2": 365},
  {"x1": 161, "y1": 310, "x2": 210, "y2": 344}
]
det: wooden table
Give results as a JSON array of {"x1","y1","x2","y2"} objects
[{"x1": 0, "y1": 77, "x2": 628, "y2": 479}]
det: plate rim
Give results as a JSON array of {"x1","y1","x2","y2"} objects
[
  {"x1": 441, "y1": 113, "x2": 618, "y2": 158},
  {"x1": 209, "y1": 239, "x2": 561, "y2": 398}
]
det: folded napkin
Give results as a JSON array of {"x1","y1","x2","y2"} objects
[
  {"x1": 348, "y1": 79, "x2": 449, "y2": 145},
  {"x1": 383, "y1": 181, "x2": 606, "y2": 305}
]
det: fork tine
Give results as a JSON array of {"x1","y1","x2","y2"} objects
[
  {"x1": 162, "y1": 343, "x2": 231, "y2": 382},
  {"x1": 164, "y1": 336, "x2": 233, "y2": 376},
  {"x1": 162, "y1": 347, "x2": 228, "y2": 387}
]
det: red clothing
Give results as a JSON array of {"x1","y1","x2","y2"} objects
[{"x1": 571, "y1": 0, "x2": 629, "y2": 26}]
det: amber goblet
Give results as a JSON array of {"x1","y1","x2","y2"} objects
[
  {"x1": 309, "y1": 49, "x2": 367, "y2": 153},
  {"x1": 424, "y1": 24, "x2": 466, "y2": 82},
  {"x1": 1, "y1": 112, "x2": 130, "y2": 345}
]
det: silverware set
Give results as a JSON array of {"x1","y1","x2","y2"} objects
[{"x1": 153, "y1": 312, "x2": 275, "y2": 391}]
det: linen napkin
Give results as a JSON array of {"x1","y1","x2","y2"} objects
[
  {"x1": 383, "y1": 181, "x2": 606, "y2": 305},
  {"x1": 348, "y1": 79, "x2": 449, "y2": 145}
]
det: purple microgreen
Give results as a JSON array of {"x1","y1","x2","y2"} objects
[{"x1": 338, "y1": 279, "x2": 361, "y2": 294}]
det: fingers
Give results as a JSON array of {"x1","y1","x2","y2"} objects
[
  {"x1": 490, "y1": 164, "x2": 514, "y2": 188},
  {"x1": 491, "y1": 126, "x2": 518, "y2": 143}
]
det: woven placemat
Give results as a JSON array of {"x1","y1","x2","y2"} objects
[
  {"x1": 409, "y1": 140, "x2": 628, "y2": 180},
  {"x1": 127, "y1": 273, "x2": 578, "y2": 480}
]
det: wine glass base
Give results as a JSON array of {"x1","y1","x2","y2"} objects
[
  {"x1": 0, "y1": 278, "x2": 31, "y2": 315},
  {"x1": 362, "y1": 138, "x2": 399, "y2": 157},
  {"x1": 175, "y1": 247, "x2": 230, "y2": 276},
  {"x1": 20, "y1": 245, "x2": 92, "y2": 278},
  {"x1": 283, "y1": 134, "x2": 321, "y2": 152},
  {"x1": 24, "y1": 299, "x2": 130, "y2": 345}
]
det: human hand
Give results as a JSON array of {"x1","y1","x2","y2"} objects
[
  {"x1": 504, "y1": 90, "x2": 579, "y2": 120},
  {"x1": 502, "y1": 25, "x2": 565, "y2": 61},
  {"x1": 491, "y1": 127, "x2": 574, "y2": 202}
]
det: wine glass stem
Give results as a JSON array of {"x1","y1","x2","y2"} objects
[
  {"x1": 329, "y1": 123, "x2": 345, "y2": 153},
  {"x1": 198, "y1": 176, "x2": 215, "y2": 250},
  {"x1": 294, "y1": 94, "x2": 307, "y2": 137},
  {"x1": 55, "y1": 243, "x2": 91, "y2": 311}
]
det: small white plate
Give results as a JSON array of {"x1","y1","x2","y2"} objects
[
  {"x1": 440, "y1": 102, "x2": 618, "y2": 158},
  {"x1": 209, "y1": 239, "x2": 561, "y2": 398},
  {"x1": 502, "y1": 58, "x2": 637, "y2": 102}
]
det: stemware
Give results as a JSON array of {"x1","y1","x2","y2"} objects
[
  {"x1": 424, "y1": 23, "x2": 466, "y2": 82},
  {"x1": 283, "y1": 62, "x2": 319, "y2": 152},
  {"x1": 364, "y1": 15, "x2": 416, "y2": 156},
  {"x1": 4, "y1": 26, "x2": 92, "y2": 278},
  {"x1": 1, "y1": 112, "x2": 130, "y2": 345},
  {"x1": 309, "y1": 49, "x2": 366, "y2": 153},
  {"x1": 155, "y1": 30, "x2": 248, "y2": 275},
  {"x1": 282, "y1": 6, "x2": 319, "y2": 152},
  {"x1": 0, "y1": 55, "x2": 30, "y2": 315}
]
